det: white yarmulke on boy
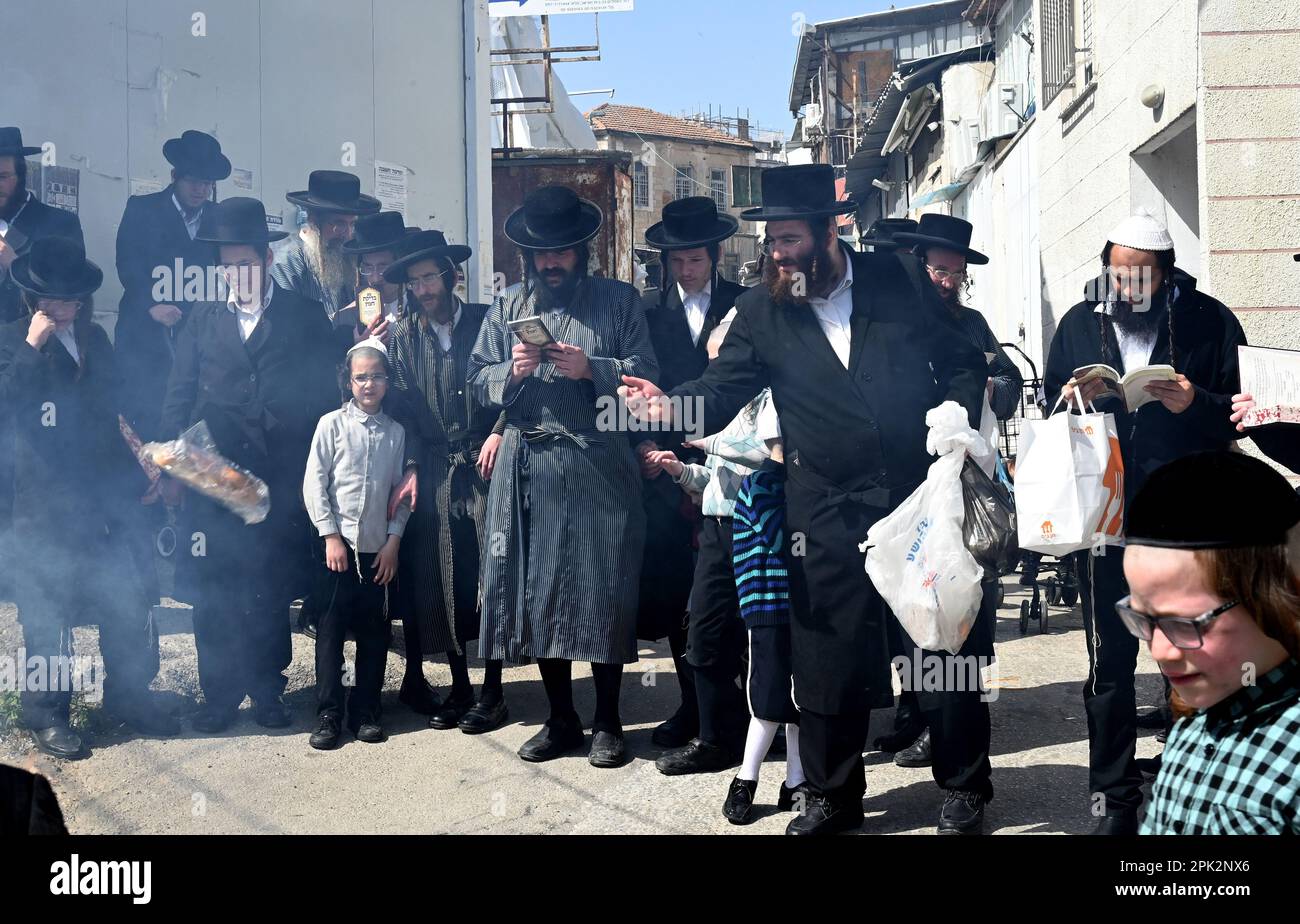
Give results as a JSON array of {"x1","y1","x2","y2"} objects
[
  {"x1": 347, "y1": 336, "x2": 389, "y2": 360},
  {"x1": 1107, "y1": 207, "x2": 1174, "y2": 252}
]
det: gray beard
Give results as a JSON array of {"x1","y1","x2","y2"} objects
[{"x1": 302, "y1": 224, "x2": 355, "y2": 303}]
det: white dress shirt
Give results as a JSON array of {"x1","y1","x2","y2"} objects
[
  {"x1": 227, "y1": 282, "x2": 274, "y2": 342},
  {"x1": 808, "y1": 246, "x2": 856, "y2": 368},
  {"x1": 677, "y1": 281, "x2": 711, "y2": 346},
  {"x1": 430, "y1": 303, "x2": 463, "y2": 352},
  {"x1": 173, "y1": 194, "x2": 202, "y2": 241}
]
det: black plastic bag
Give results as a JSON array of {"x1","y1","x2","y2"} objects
[{"x1": 961, "y1": 457, "x2": 1017, "y2": 575}]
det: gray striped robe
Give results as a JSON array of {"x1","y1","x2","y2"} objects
[{"x1": 468, "y1": 276, "x2": 659, "y2": 664}]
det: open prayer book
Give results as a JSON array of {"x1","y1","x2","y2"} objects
[
  {"x1": 1072, "y1": 363, "x2": 1176, "y2": 412},
  {"x1": 1238, "y1": 345, "x2": 1300, "y2": 426}
]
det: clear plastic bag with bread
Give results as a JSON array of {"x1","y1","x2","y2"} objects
[{"x1": 144, "y1": 420, "x2": 270, "y2": 524}]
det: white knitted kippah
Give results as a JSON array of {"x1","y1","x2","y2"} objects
[
  {"x1": 347, "y1": 336, "x2": 389, "y2": 360},
  {"x1": 1107, "y1": 207, "x2": 1174, "y2": 252}
]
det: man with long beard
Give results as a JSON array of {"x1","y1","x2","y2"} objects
[
  {"x1": 469, "y1": 185, "x2": 657, "y2": 769},
  {"x1": 273, "y1": 170, "x2": 380, "y2": 321},
  {"x1": 1045, "y1": 210, "x2": 1248, "y2": 834},
  {"x1": 382, "y1": 229, "x2": 509, "y2": 731},
  {"x1": 621, "y1": 164, "x2": 986, "y2": 834}
]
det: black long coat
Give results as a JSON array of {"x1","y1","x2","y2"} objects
[
  {"x1": 0, "y1": 196, "x2": 84, "y2": 324},
  {"x1": 113, "y1": 186, "x2": 218, "y2": 441},
  {"x1": 636, "y1": 277, "x2": 745, "y2": 640},
  {"x1": 670, "y1": 251, "x2": 985, "y2": 714}
]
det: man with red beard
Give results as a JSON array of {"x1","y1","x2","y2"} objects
[{"x1": 621, "y1": 164, "x2": 985, "y2": 834}]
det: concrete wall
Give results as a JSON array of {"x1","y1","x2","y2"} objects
[{"x1": 1, "y1": 0, "x2": 493, "y2": 326}]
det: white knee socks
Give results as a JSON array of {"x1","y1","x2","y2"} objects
[{"x1": 738, "y1": 717, "x2": 805, "y2": 788}]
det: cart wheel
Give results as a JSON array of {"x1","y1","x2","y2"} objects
[
  {"x1": 1040, "y1": 606, "x2": 1050, "y2": 634},
  {"x1": 1061, "y1": 586, "x2": 1079, "y2": 607},
  {"x1": 1019, "y1": 600, "x2": 1030, "y2": 635},
  {"x1": 995, "y1": 583, "x2": 1006, "y2": 610},
  {"x1": 1031, "y1": 598, "x2": 1042, "y2": 621},
  {"x1": 1045, "y1": 576, "x2": 1060, "y2": 606}
]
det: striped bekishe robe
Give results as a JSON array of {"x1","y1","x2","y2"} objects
[{"x1": 467, "y1": 275, "x2": 659, "y2": 664}]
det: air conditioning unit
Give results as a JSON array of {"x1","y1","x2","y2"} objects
[
  {"x1": 805, "y1": 102, "x2": 824, "y2": 130},
  {"x1": 980, "y1": 83, "x2": 1025, "y2": 142}
]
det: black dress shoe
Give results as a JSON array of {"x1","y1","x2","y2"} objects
[
  {"x1": 428, "y1": 693, "x2": 475, "y2": 730},
  {"x1": 252, "y1": 697, "x2": 292, "y2": 729},
  {"x1": 894, "y1": 728, "x2": 932, "y2": 767},
  {"x1": 722, "y1": 776, "x2": 759, "y2": 824},
  {"x1": 655, "y1": 738, "x2": 738, "y2": 776},
  {"x1": 398, "y1": 675, "x2": 441, "y2": 715},
  {"x1": 1091, "y1": 813, "x2": 1139, "y2": 835},
  {"x1": 938, "y1": 789, "x2": 986, "y2": 835},
  {"x1": 30, "y1": 724, "x2": 85, "y2": 760},
  {"x1": 110, "y1": 701, "x2": 181, "y2": 737},
  {"x1": 355, "y1": 722, "x2": 384, "y2": 744},
  {"x1": 872, "y1": 726, "x2": 924, "y2": 754},
  {"x1": 651, "y1": 707, "x2": 699, "y2": 749},
  {"x1": 777, "y1": 780, "x2": 811, "y2": 812},
  {"x1": 517, "y1": 717, "x2": 585, "y2": 762},
  {"x1": 458, "y1": 699, "x2": 509, "y2": 735},
  {"x1": 785, "y1": 793, "x2": 864, "y2": 836},
  {"x1": 589, "y1": 730, "x2": 627, "y2": 768},
  {"x1": 192, "y1": 705, "x2": 237, "y2": 734},
  {"x1": 309, "y1": 714, "x2": 341, "y2": 750}
]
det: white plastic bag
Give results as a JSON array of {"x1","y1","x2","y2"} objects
[
  {"x1": 861, "y1": 402, "x2": 985, "y2": 655},
  {"x1": 969, "y1": 394, "x2": 999, "y2": 478},
  {"x1": 1013, "y1": 398, "x2": 1125, "y2": 556}
]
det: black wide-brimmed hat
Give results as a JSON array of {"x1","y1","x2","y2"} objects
[
  {"x1": 1128, "y1": 451, "x2": 1300, "y2": 550},
  {"x1": 504, "y1": 185, "x2": 603, "y2": 251},
  {"x1": 739, "y1": 164, "x2": 857, "y2": 222},
  {"x1": 0, "y1": 126, "x2": 41, "y2": 158},
  {"x1": 162, "y1": 130, "x2": 232, "y2": 181},
  {"x1": 644, "y1": 196, "x2": 738, "y2": 251},
  {"x1": 286, "y1": 170, "x2": 381, "y2": 215},
  {"x1": 342, "y1": 211, "x2": 411, "y2": 255},
  {"x1": 861, "y1": 217, "x2": 918, "y2": 250},
  {"x1": 383, "y1": 229, "x2": 473, "y2": 284},
  {"x1": 10, "y1": 236, "x2": 103, "y2": 299},
  {"x1": 196, "y1": 197, "x2": 288, "y2": 245},
  {"x1": 894, "y1": 213, "x2": 988, "y2": 265}
]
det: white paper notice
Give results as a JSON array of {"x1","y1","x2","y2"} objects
[
  {"x1": 131, "y1": 178, "x2": 165, "y2": 197},
  {"x1": 232, "y1": 168, "x2": 254, "y2": 190},
  {"x1": 1239, "y1": 345, "x2": 1300, "y2": 426},
  {"x1": 374, "y1": 161, "x2": 408, "y2": 220}
]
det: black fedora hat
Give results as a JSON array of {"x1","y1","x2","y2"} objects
[
  {"x1": 644, "y1": 196, "x2": 739, "y2": 250},
  {"x1": 382, "y1": 229, "x2": 473, "y2": 284},
  {"x1": 10, "y1": 236, "x2": 103, "y2": 300},
  {"x1": 342, "y1": 211, "x2": 411, "y2": 255},
  {"x1": 739, "y1": 164, "x2": 857, "y2": 222},
  {"x1": 0, "y1": 126, "x2": 41, "y2": 158},
  {"x1": 860, "y1": 217, "x2": 918, "y2": 250},
  {"x1": 504, "y1": 185, "x2": 603, "y2": 251},
  {"x1": 162, "y1": 130, "x2": 232, "y2": 181},
  {"x1": 894, "y1": 213, "x2": 988, "y2": 265},
  {"x1": 286, "y1": 170, "x2": 381, "y2": 215},
  {"x1": 196, "y1": 197, "x2": 288, "y2": 245}
]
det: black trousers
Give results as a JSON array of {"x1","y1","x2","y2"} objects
[
  {"x1": 315, "y1": 548, "x2": 391, "y2": 723},
  {"x1": 1073, "y1": 548, "x2": 1142, "y2": 815},
  {"x1": 686, "y1": 515, "x2": 747, "y2": 744},
  {"x1": 800, "y1": 708, "x2": 872, "y2": 806}
]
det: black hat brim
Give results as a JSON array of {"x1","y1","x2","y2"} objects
[
  {"x1": 859, "y1": 237, "x2": 905, "y2": 250},
  {"x1": 739, "y1": 199, "x2": 858, "y2": 222},
  {"x1": 382, "y1": 244, "x2": 473, "y2": 284},
  {"x1": 643, "y1": 212, "x2": 739, "y2": 250},
  {"x1": 286, "y1": 190, "x2": 382, "y2": 215},
  {"x1": 10, "y1": 255, "x2": 104, "y2": 299},
  {"x1": 163, "y1": 139, "x2": 233, "y2": 181},
  {"x1": 0, "y1": 145, "x2": 42, "y2": 157},
  {"x1": 342, "y1": 235, "x2": 411, "y2": 255},
  {"x1": 892, "y1": 232, "x2": 989, "y2": 265},
  {"x1": 196, "y1": 228, "x2": 289, "y2": 245},
  {"x1": 503, "y1": 199, "x2": 603, "y2": 251}
]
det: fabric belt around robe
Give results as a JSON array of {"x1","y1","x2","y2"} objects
[{"x1": 786, "y1": 449, "x2": 919, "y2": 510}]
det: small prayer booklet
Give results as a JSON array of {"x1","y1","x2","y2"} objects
[
  {"x1": 1238, "y1": 345, "x2": 1300, "y2": 426},
  {"x1": 1072, "y1": 363, "x2": 1177, "y2": 412},
  {"x1": 508, "y1": 315, "x2": 556, "y2": 347}
]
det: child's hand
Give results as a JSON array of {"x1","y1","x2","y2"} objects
[
  {"x1": 325, "y1": 535, "x2": 348, "y2": 573},
  {"x1": 373, "y1": 536, "x2": 400, "y2": 585},
  {"x1": 646, "y1": 450, "x2": 683, "y2": 478}
]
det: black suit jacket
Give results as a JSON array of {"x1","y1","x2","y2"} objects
[
  {"x1": 642, "y1": 277, "x2": 746, "y2": 393},
  {"x1": 0, "y1": 195, "x2": 84, "y2": 323}
]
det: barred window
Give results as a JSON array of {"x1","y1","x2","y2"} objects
[
  {"x1": 710, "y1": 168, "x2": 727, "y2": 209},
  {"x1": 674, "y1": 164, "x2": 695, "y2": 200},
  {"x1": 1041, "y1": 0, "x2": 1077, "y2": 107},
  {"x1": 633, "y1": 160, "x2": 650, "y2": 209}
]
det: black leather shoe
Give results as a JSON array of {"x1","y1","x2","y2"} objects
[
  {"x1": 722, "y1": 776, "x2": 759, "y2": 825},
  {"x1": 589, "y1": 730, "x2": 627, "y2": 768},
  {"x1": 458, "y1": 699, "x2": 509, "y2": 735},
  {"x1": 894, "y1": 728, "x2": 932, "y2": 767},
  {"x1": 192, "y1": 705, "x2": 237, "y2": 734},
  {"x1": 30, "y1": 724, "x2": 85, "y2": 760},
  {"x1": 651, "y1": 706, "x2": 699, "y2": 749},
  {"x1": 655, "y1": 738, "x2": 739, "y2": 776},
  {"x1": 873, "y1": 726, "x2": 924, "y2": 753},
  {"x1": 518, "y1": 717, "x2": 585, "y2": 762},
  {"x1": 785, "y1": 793, "x2": 864, "y2": 836},
  {"x1": 399, "y1": 674, "x2": 441, "y2": 715},
  {"x1": 777, "y1": 780, "x2": 811, "y2": 812},
  {"x1": 938, "y1": 789, "x2": 986, "y2": 835},
  {"x1": 355, "y1": 722, "x2": 384, "y2": 744},
  {"x1": 111, "y1": 701, "x2": 181, "y2": 737},
  {"x1": 309, "y1": 714, "x2": 341, "y2": 750},
  {"x1": 428, "y1": 693, "x2": 475, "y2": 730},
  {"x1": 252, "y1": 697, "x2": 292, "y2": 729},
  {"x1": 1091, "y1": 813, "x2": 1139, "y2": 835}
]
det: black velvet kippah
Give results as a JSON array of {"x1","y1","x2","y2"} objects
[{"x1": 1127, "y1": 451, "x2": 1300, "y2": 549}]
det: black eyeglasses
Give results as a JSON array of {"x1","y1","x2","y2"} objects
[{"x1": 1115, "y1": 595, "x2": 1240, "y2": 650}]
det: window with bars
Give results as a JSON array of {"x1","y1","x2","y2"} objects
[
  {"x1": 674, "y1": 164, "x2": 695, "y2": 200},
  {"x1": 709, "y1": 168, "x2": 727, "y2": 209},
  {"x1": 1041, "y1": 0, "x2": 1077, "y2": 107},
  {"x1": 633, "y1": 160, "x2": 650, "y2": 209}
]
